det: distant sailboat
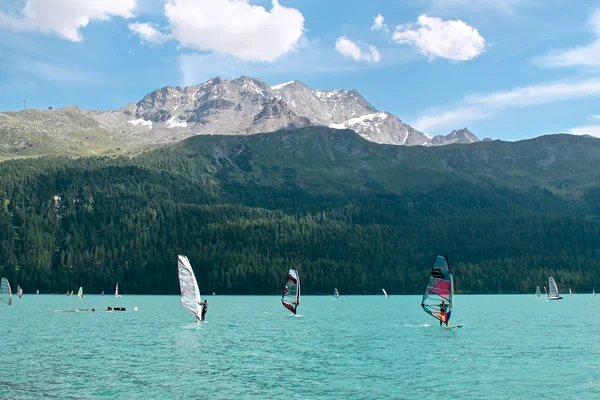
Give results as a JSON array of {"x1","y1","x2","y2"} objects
[
  {"x1": 548, "y1": 277, "x2": 563, "y2": 301},
  {"x1": 569, "y1": 288, "x2": 572, "y2": 296},
  {"x1": 17, "y1": 285, "x2": 23, "y2": 299},
  {"x1": 333, "y1": 288, "x2": 339, "y2": 299},
  {"x1": 282, "y1": 269, "x2": 300, "y2": 315},
  {"x1": 36, "y1": 290, "x2": 39, "y2": 295},
  {"x1": 0, "y1": 278, "x2": 12, "y2": 305},
  {"x1": 101, "y1": 290, "x2": 104, "y2": 296},
  {"x1": 77, "y1": 287, "x2": 83, "y2": 299},
  {"x1": 115, "y1": 282, "x2": 122, "y2": 298},
  {"x1": 382, "y1": 288, "x2": 389, "y2": 299},
  {"x1": 535, "y1": 286, "x2": 541, "y2": 298},
  {"x1": 544, "y1": 286, "x2": 548, "y2": 297},
  {"x1": 177, "y1": 255, "x2": 202, "y2": 322},
  {"x1": 593, "y1": 288, "x2": 596, "y2": 298}
]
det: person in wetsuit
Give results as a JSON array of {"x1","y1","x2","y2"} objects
[
  {"x1": 200, "y1": 300, "x2": 208, "y2": 322},
  {"x1": 439, "y1": 300, "x2": 449, "y2": 326}
]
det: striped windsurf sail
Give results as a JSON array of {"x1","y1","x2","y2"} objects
[
  {"x1": 282, "y1": 269, "x2": 300, "y2": 314},
  {"x1": 421, "y1": 255, "x2": 453, "y2": 324},
  {"x1": 0, "y1": 278, "x2": 12, "y2": 305},
  {"x1": 535, "y1": 286, "x2": 541, "y2": 298},
  {"x1": 177, "y1": 255, "x2": 202, "y2": 321},
  {"x1": 78, "y1": 287, "x2": 83, "y2": 299},
  {"x1": 548, "y1": 277, "x2": 562, "y2": 300},
  {"x1": 382, "y1": 288, "x2": 389, "y2": 299}
]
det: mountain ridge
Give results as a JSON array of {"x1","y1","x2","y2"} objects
[{"x1": 0, "y1": 76, "x2": 480, "y2": 159}]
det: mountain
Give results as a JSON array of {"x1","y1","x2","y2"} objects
[
  {"x1": 431, "y1": 128, "x2": 480, "y2": 146},
  {"x1": 0, "y1": 127, "x2": 599, "y2": 294},
  {"x1": 0, "y1": 76, "x2": 476, "y2": 159}
]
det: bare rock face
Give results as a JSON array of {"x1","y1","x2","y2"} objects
[
  {"x1": 431, "y1": 128, "x2": 480, "y2": 146},
  {"x1": 0, "y1": 75, "x2": 481, "y2": 158}
]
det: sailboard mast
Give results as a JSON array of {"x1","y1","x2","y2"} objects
[
  {"x1": 421, "y1": 255, "x2": 453, "y2": 325},
  {"x1": 0, "y1": 278, "x2": 12, "y2": 305},
  {"x1": 177, "y1": 255, "x2": 202, "y2": 321},
  {"x1": 282, "y1": 269, "x2": 300, "y2": 314}
]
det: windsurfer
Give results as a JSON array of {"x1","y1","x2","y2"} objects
[
  {"x1": 439, "y1": 300, "x2": 449, "y2": 326},
  {"x1": 200, "y1": 300, "x2": 208, "y2": 321},
  {"x1": 107, "y1": 306, "x2": 112, "y2": 311}
]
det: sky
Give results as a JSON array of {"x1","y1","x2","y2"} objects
[{"x1": 1, "y1": 0, "x2": 600, "y2": 140}]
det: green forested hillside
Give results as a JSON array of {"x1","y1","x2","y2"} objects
[{"x1": 1, "y1": 128, "x2": 599, "y2": 294}]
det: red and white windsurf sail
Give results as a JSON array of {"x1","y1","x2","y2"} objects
[{"x1": 282, "y1": 269, "x2": 300, "y2": 314}]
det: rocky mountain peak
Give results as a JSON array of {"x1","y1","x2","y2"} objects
[{"x1": 431, "y1": 127, "x2": 480, "y2": 146}]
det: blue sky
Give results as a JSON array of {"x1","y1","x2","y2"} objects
[{"x1": 2, "y1": 0, "x2": 600, "y2": 140}]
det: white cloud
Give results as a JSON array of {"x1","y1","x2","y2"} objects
[
  {"x1": 567, "y1": 125, "x2": 600, "y2": 138},
  {"x1": 159, "y1": 0, "x2": 304, "y2": 62},
  {"x1": 128, "y1": 22, "x2": 169, "y2": 44},
  {"x1": 371, "y1": 14, "x2": 388, "y2": 34},
  {"x1": 535, "y1": 10, "x2": 600, "y2": 68},
  {"x1": 335, "y1": 37, "x2": 381, "y2": 63},
  {"x1": 414, "y1": 78, "x2": 600, "y2": 132},
  {"x1": 0, "y1": 0, "x2": 137, "y2": 42},
  {"x1": 587, "y1": 114, "x2": 600, "y2": 121},
  {"x1": 392, "y1": 14, "x2": 485, "y2": 61}
]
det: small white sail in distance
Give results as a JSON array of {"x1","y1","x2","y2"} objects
[
  {"x1": 78, "y1": 287, "x2": 83, "y2": 299},
  {"x1": 115, "y1": 282, "x2": 122, "y2": 298},
  {"x1": 548, "y1": 277, "x2": 562, "y2": 300},
  {"x1": 178, "y1": 255, "x2": 202, "y2": 321},
  {"x1": 0, "y1": 278, "x2": 12, "y2": 305},
  {"x1": 382, "y1": 288, "x2": 389, "y2": 299}
]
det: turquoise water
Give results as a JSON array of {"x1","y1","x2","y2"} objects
[{"x1": 1, "y1": 294, "x2": 599, "y2": 399}]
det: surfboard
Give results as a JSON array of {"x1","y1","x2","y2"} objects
[{"x1": 445, "y1": 324, "x2": 464, "y2": 329}]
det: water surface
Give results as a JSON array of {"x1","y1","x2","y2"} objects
[{"x1": 1, "y1": 294, "x2": 598, "y2": 399}]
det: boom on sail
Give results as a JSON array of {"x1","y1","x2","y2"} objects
[
  {"x1": 177, "y1": 255, "x2": 202, "y2": 321},
  {"x1": 282, "y1": 269, "x2": 300, "y2": 314},
  {"x1": 421, "y1": 255, "x2": 454, "y2": 325}
]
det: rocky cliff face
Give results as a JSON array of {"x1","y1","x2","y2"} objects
[{"x1": 0, "y1": 76, "x2": 481, "y2": 158}]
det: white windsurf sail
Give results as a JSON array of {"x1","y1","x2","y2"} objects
[
  {"x1": 115, "y1": 282, "x2": 122, "y2": 298},
  {"x1": 593, "y1": 288, "x2": 596, "y2": 297},
  {"x1": 569, "y1": 288, "x2": 572, "y2": 296},
  {"x1": 17, "y1": 285, "x2": 22, "y2": 299},
  {"x1": 177, "y1": 255, "x2": 202, "y2": 321},
  {"x1": 333, "y1": 288, "x2": 339, "y2": 299},
  {"x1": 0, "y1": 278, "x2": 12, "y2": 305},
  {"x1": 548, "y1": 277, "x2": 562, "y2": 300},
  {"x1": 36, "y1": 290, "x2": 39, "y2": 295},
  {"x1": 382, "y1": 288, "x2": 389, "y2": 299},
  {"x1": 544, "y1": 286, "x2": 548, "y2": 297},
  {"x1": 78, "y1": 287, "x2": 83, "y2": 299},
  {"x1": 282, "y1": 269, "x2": 300, "y2": 314},
  {"x1": 535, "y1": 286, "x2": 541, "y2": 298}
]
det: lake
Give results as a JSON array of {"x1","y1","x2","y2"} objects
[{"x1": 1, "y1": 294, "x2": 598, "y2": 399}]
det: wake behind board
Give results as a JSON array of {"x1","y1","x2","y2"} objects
[{"x1": 445, "y1": 324, "x2": 464, "y2": 329}]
